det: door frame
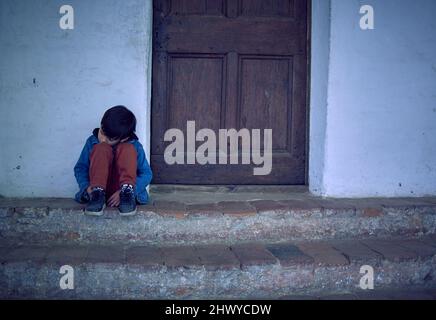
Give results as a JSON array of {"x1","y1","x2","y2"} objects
[
  {"x1": 149, "y1": 0, "x2": 313, "y2": 186},
  {"x1": 305, "y1": 0, "x2": 312, "y2": 186}
]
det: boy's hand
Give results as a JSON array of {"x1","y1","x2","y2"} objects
[
  {"x1": 98, "y1": 128, "x2": 109, "y2": 144},
  {"x1": 108, "y1": 190, "x2": 121, "y2": 207},
  {"x1": 87, "y1": 186, "x2": 93, "y2": 195}
]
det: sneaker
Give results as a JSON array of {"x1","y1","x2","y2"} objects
[
  {"x1": 119, "y1": 184, "x2": 137, "y2": 216},
  {"x1": 85, "y1": 187, "x2": 106, "y2": 216}
]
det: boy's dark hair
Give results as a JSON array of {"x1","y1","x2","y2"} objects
[{"x1": 101, "y1": 106, "x2": 136, "y2": 140}]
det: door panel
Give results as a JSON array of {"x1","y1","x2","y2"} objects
[{"x1": 151, "y1": 0, "x2": 308, "y2": 184}]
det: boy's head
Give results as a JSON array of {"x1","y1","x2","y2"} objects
[{"x1": 100, "y1": 106, "x2": 136, "y2": 144}]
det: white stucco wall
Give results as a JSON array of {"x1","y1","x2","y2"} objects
[
  {"x1": 0, "y1": 0, "x2": 152, "y2": 197},
  {"x1": 310, "y1": 0, "x2": 436, "y2": 197},
  {"x1": 308, "y1": 0, "x2": 331, "y2": 195}
]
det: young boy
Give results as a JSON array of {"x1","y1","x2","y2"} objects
[{"x1": 74, "y1": 106, "x2": 153, "y2": 216}]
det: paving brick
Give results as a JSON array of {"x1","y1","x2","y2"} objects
[
  {"x1": 248, "y1": 200, "x2": 287, "y2": 214},
  {"x1": 314, "y1": 198, "x2": 357, "y2": 210},
  {"x1": 278, "y1": 295, "x2": 318, "y2": 300},
  {"x1": 0, "y1": 207, "x2": 14, "y2": 218},
  {"x1": 424, "y1": 289, "x2": 436, "y2": 300},
  {"x1": 126, "y1": 246, "x2": 164, "y2": 267},
  {"x1": 230, "y1": 244, "x2": 278, "y2": 268},
  {"x1": 195, "y1": 245, "x2": 240, "y2": 270},
  {"x1": 2, "y1": 246, "x2": 49, "y2": 263},
  {"x1": 0, "y1": 199, "x2": 15, "y2": 207},
  {"x1": 385, "y1": 291, "x2": 435, "y2": 300},
  {"x1": 266, "y1": 243, "x2": 314, "y2": 266},
  {"x1": 162, "y1": 246, "x2": 202, "y2": 269},
  {"x1": 46, "y1": 246, "x2": 89, "y2": 264},
  {"x1": 217, "y1": 201, "x2": 257, "y2": 216},
  {"x1": 354, "y1": 290, "x2": 395, "y2": 300},
  {"x1": 356, "y1": 289, "x2": 435, "y2": 300},
  {"x1": 330, "y1": 240, "x2": 383, "y2": 262},
  {"x1": 320, "y1": 203, "x2": 357, "y2": 217},
  {"x1": 351, "y1": 199, "x2": 385, "y2": 217},
  {"x1": 352, "y1": 198, "x2": 384, "y2": 208},
  {"x1": 278, "y1": 199, "x2": 321, "y2": 210},
  {"x1": 46, "y1": 199, "x2": 85, "y2": 211},
  {"x1": 378, "y1": 199, "x2": 416, "y2": 214},
  {"x1": 361, "y1": 240, "x2": 418, "y2": 262},
  {"x1": 136, "y1": 203, "x2": 156, "y2": 214},
  {"x1": 277, "y1": 200, "x2": 322, "y2": 217},
  {"x1": 297, "y1": 242, "x2": 349, "y2": 266},
  {"x1": 0, "y1": 247, "x2": 14, "y2": 262},
  {"x1": 186, "y1": 203, "x2": 223, "y2": 217},
  {"x1": 59, "y1": 231, "x2": 81, "y2": 241},
  {"x1": 380, "y1": 198, "x2": 419, "y2": 209},
  {"x1": 86, "y1": 246, "x2": 126, "y2": 263},
  {"x1": 404, "y1": 197, "x2": 436, "y2": 208},
  {"x1": 319, "y1": 293, "x2": 359, "y2": 300},
  {"x1": 395, "y1": 240, "x2": 436, "y2": 258},
  {"x1": 153, "y1": 201, "x2": 187, "y2": 219},
  {"x1": 420, "y1": 234, "x2": 436, "y2": 248},
  {"x1": 0, "y1": 198, "x2": 49, "y2": 208},
  {"x1": 15, "y1": 206, "x2": 49, "y2": 218},
  {"x1": 360, "y1": 207, "x2": 384, "y2": 217},
  {"x1": 418, "y1": 197, "x2": 436, "y2": 206}
]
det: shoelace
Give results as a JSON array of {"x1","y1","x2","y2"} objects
[
  {"x1": 91, "y1": 187, "x2": 104, "y2": 201},
  {"x1": 120, "y1": 184, "x2": 134, "y2": 201}
]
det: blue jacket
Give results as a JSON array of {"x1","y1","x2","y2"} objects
[{"x1": 74, "y1": 128, "x2": 153, "y2": 204}]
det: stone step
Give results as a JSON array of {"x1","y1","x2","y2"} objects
[
  {"x1": 1, "y1": 197, "x2": 436, "y2": 245},
  {"x1": 1, "y1": 237, "x2": 436, "y2": 299}
]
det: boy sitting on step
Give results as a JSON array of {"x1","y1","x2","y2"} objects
[{"x1": 74, "y1": 106, "x2": 152, "y2": 216}]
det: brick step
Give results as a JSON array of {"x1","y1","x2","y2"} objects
[
  {"x1": 1, "y1": 237, "x2": 436, "y2": 299},
  {"x1": 1, "y1": 198, "x2": 436, "y2": 245}
]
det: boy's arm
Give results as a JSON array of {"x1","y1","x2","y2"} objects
[
  {"x1": 74, "y1": 138, "x2": 93, "y2": 201},
  {"x1": 135, "y1": 143, "x2": 153, "y2": 204}
]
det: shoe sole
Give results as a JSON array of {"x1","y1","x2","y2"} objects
[
  {"x1": 84, "y1": 204, "x2": 106, "y2": 216},
  {"x1": 119, "y1": 207, "x2": 137, "y2": 217}
]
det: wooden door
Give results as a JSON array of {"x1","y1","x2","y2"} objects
[{"x1": 151, "y1": 0, "x2": 308, "y2": 184}]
